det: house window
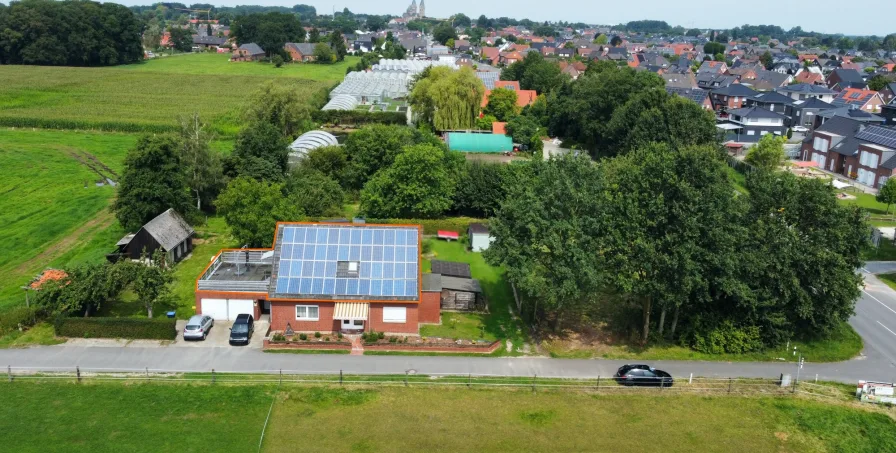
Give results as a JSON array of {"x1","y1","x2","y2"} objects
[
  {"x1": 807, "y1": 112, "x2": 814, "y2": 116},
  {"x1": 296, "y1": 305, "x2": 319, "y2": 321},
  {"x1": 761, "y1": 131, "x2": 769, "y2": 135},
  {"x1": 382, "y1": 306, "x2": 407, "y2": 323},
  {"x1": 336, "y1": 261, "x2": 360, "y2": 278},
  {"x1": 747, "y1": 130, "x2": 755, "y2": 136}
]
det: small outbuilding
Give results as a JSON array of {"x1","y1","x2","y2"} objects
[
  {"x1": 468, "y1": 223, "x2": 494, "y2": 252},
  {"x1": 108, "y1": 209, "x2": 194, "y2": 264},
  {"x1": 422, "y1": 271, "x2": 483, "y2": 311}
]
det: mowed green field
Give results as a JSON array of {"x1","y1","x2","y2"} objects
[
  {"x1": 1, "y1": 381, "x2": 893, "y2": 453},
  {"x1": 0, "y1": 129, "x2": 136, "y2": 311},
  {"x1": 0, "y1": 53, "x2": 344, "y2": 136}
]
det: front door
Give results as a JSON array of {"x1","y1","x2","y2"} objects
[{"x1": 342, "y1": 319, "x2": 364, "y2": 331}]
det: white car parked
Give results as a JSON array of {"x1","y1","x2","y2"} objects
[
  {"x1": 792, "y1": 126, "x2": 809, "y2": 133},
  {"x1": 183, "y1": 315, "x2": 214, "y2": 341}
]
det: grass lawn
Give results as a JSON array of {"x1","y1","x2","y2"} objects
[
  {"x1": 544, "y1": 321, "x2": 862, "y2": 363},
  {"x1": 0, "y1": 381, "x2": 273, "y2": 453},
  {"x1": 3, "y1": 380, "x2": 894, "y2": 453},
  {"x1": 0, "y1": 129, "x2": 136, "y2": 312},
  {"x1": 0, "y1": 323, "x2": 63, "y2": 348},
  {"x1": 419, "y1": 239, "x2": 527, "y2": 355},
  {"x1": 264, "y1": 386, "x2": 896, "y2": 453},
  {"x1": 726, "y1": 166, "x2": 748, "y2": 194},
  {"x1": 0, "y1": 57, "x2": 334, "y2": 136},
  {"x1": 124, "y1": 52, "x2": 358, "y2": 82}
]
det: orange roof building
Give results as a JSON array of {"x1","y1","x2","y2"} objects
[
  {"x1": 27, "y1": 269, "x2": 68, "y2": 290},
  {"x1": 492, "y1": 122, "x2": 507, "y2": 135}
]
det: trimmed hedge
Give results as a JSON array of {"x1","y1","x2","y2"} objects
[
  {"x1": 365, "y1": 217, "x2": 485, "y2": 235},
  {"x1": 0, "y1": 306, "x2": 39, "y2": 335},
  {"x1": 312, "y1": 109, "x2": 407, "y2": 127},
  {"x1": 54, "y1": 317, "x2": 177, "y2": 340}
]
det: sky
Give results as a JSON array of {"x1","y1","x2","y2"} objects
[{"x1": 121, "y1": 0, "x2": 894, "y2": 36}]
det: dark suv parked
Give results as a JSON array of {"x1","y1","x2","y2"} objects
[{"x1": 229, "y1": 314, "x2": 254, "y2": 346}]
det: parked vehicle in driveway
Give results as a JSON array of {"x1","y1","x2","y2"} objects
[
  {"x1": 792, "y1": 125, "x2": 809, "y2": 133},
  {"x1": 183, "y1": 315, "x2": 214, "y2": 341},
  {"x1": 229, "y1": 314, "x2": 254, "y2": 345},
  {"x1": 614, "y1": 364, "x2": 674, "y2": 387}
]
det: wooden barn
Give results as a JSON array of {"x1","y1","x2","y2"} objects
[{"x1": 107, "y1": 209, "x2": 194, "y2": 264}]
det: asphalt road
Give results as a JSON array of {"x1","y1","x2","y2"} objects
[{"x1": 4, "y1": 265, "x2": 896, "y2": 384}]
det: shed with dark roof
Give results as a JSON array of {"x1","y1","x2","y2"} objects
[{"x1": 108, "y1": 209, "x2": 194, "y2": 263}]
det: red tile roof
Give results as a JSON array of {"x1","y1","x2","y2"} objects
[
  {"x1": 495, "y1": 81, "x2": 521, "y2": 90},
  {"x1": 28, "y1": 269, "x2": 68, "y2": 290},
  {"x1": 492, "y1": 122, "x2": 507, "y2": 135},
  {"x1": 794, "y1": 71, "x2": 824, "y2": 84}
]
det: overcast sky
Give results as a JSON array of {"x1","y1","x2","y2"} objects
[{"x1": 124, "y1": 0, "x2": 893, "y2": 36}]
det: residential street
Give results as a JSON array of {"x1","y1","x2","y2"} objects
[{"x1": 3, "y1": 265, "x2": 896, "y2": 384}]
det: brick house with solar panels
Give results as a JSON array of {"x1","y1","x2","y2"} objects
[
  {"x1": 800, "y1": 118, "x2": 896, "y2": 188},
  {"x1": 194, "y1": 222, "x2": 440, "y2": 334}
]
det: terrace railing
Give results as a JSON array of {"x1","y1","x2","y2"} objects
[{"x1": 197, "y1": 250, "x2": 271, "y2": 292}]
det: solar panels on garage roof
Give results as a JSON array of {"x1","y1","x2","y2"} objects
[{"x1": 272, "y1": 224, "x2": 420, "y2": 300}]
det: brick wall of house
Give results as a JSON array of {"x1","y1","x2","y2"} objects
[
  {"x1": 195, "y1": 290, "x2": 264, "y2": 319},
  {"x1": 419, "y1": 292, "x2": 441, "y2": 324},
  {"x1": 369, "y1": 303, "x2": 420, "y2": 334},
  {"x1": 270, "y1": 301, "x2": 339, "y2": 332}
]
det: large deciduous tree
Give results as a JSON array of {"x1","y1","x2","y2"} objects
[
  {"x1": 876, "y1": 178, "x2": 896, "y2": 214},
  {"x1": 342, "y1": 125, "x2": 439, "y2": 190},
  {"x1": 286, "y1": 168, "x2": 345, "y2": 217},
  {"x1": 483, "y1": 87, "x2": 519, "y2": 121},
  {"x1": 452, "y1": 161, "x2": 512, "y2": 218},
  {"x1": 178, "y1": 113, "x2": 223, "y2": 211},
  {"x1": 485, "y1": 153, "x2": 607, "y2": 328},
  {"x1": 216, "y1": 177, "x2": 305, "y2": 247},
  {"x1": 360, "y1": 144, "x2": 459, "y2": 218},
  {"x1": 744, "y1": 133, "x2": 786, "y2": 171},
  {"x1": 409, "y1": 66, "x2": 485, "y2": 131},
  {"x1": 243, "y1": 81, "x2": 314, "y2": 139},
  {"x1": 232, "y1": 12, "x2": 303, "y2": 56},
  {"x1": 226, "y1": 121, "x2": 290, "y2": 181},
  {"x1": 113, "y1": 134, "x2": 193, "y2": 232},
  {"x1": 501, "y1": 52, "x2": 567, "y2": 94},
  {"x1": 132, "y1": 250, "x2": 174, "y2": 318}
]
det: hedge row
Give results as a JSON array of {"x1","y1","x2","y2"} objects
[
  {"x1": 312, "y1": 109, "x2": 407, "y2": 127},
  {"x1": 54, "y1": 317, "x2": 177, "y2": 340},
  {"x1": 364, "y1": 217, "x2": 485, "y2": 235},
  {"x1": 0, "y1": 306, "x2": 39, "y2": 335}
]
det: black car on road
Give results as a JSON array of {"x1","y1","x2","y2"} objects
[
  {"x1": 229, "y1": 314, "x2": 254, "y2": 346},
  {"x1": 614, "y1": 364, "x2": 674, "y2": 387}
]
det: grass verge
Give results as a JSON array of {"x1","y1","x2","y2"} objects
[{"x1": 0, "y1": 323, "x2": 64, "y2": 348}]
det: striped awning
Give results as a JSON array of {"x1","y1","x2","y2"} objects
[{"x1": 334, "y1": 302, "x2": 369, "y2": 321}]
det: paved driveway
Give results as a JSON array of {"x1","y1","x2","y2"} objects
[{"x1": 175, "y1": 320, "x2": 268, "y2": 349}]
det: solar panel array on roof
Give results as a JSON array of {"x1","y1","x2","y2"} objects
[
  {"x1": 856, "y1": 126, "x2": 896, "y2": 149},
  {"x1": 273, "y1": 225, "x2": 419, "y2": 300}
]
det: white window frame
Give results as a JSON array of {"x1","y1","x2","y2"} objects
[
  {"x1": 382, "y1": 306, "x2": 407, "y2": 323},
  {"x1": 747, "y1": 130, "x2": 755, "y2": 136},
  {"x1": 296, "y1": 305, "x2": 319, "y2": 321}
]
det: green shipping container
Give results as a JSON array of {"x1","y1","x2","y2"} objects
[{"x1": 447, "y1": 132, "x2": 513, "y2": 153}]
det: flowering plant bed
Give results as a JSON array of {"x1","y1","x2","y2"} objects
[
  {"x1": 361, "y1": 332, "x2": 500, "y2": 353},
  {"x1": 264, "y1": 331, "x2": 352, "y2": 350}
]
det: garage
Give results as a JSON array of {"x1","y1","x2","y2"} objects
[{"x1": 201, "y1": 298, "x2": 255, "y2": 321}]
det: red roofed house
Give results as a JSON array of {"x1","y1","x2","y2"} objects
[
  {"x1": 832, "y1": 88, "x2": 885, "y2": 112},
  {"x1": 492, "y1": 122, "x2": 507, "y2": 135},
  {"x1": 499, "y1": 51, "x2": 524, "y2": 65},
  {"x1": 794, "y1": 71, "x2": 824, "y2": 85},
  {"x1": 798, "y1": 54, "x2": 818, "y2": 62},
  {"x1": 481, "y1": 47, "x2": 500, "y2": 65},
  {"x1": 494, "y1": 81, "x2": 521, "y2": 90}
]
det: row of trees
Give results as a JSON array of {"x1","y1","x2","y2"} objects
[
  {"x1": 486, "y1": 148, "x2": 866, "y2": 350},
  {"x1": 0, "y1": 0, "x2": 143, "y2": 66}
]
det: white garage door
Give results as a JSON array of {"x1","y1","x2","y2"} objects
[
  {"x1": 201, "y1": 299, "x2": 228, "y2": 320},
  {"x1": 201, "y1": 298, "x2": 254, "y2": 321},
  {"x1": 227, "y1": 299, "x2": 254, "y2": 320}
]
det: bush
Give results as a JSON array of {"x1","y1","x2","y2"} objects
[
  {"x1": 299, "y1": 333, "x2": 308, "y2": 341},
  {"x1": 687, "y1": 320, "x2": 763, "y2": 354},
  {"x1": 272, "y1": 333, "x2": 286, "y2": 341},
  {"x1": 0, "y1": 306, "x2": 39, "y2": 334},
  {"x1": 377, "y1": 331, "x2": 385, "y2": 340},
  {"x1": 272, "y1": 54, "x2": 284, "y2": 68},
  {"x1": 311, "y1": 110, "x2": 407, "y2": 127},
  {"x1": 389, "y1": 336, "x2": 398, "y2": 343},
  {"x1": 314, "y1": 331, "x2": 321, "y2": 338},
  {"x1": 363, "y1": 217, "x2": 484, "y2": 235},
  {"x1": 337, "y1": 332, "x2": 343, "y2": 339},
  {"x1": 54, "y1": 317, "x2": 176, "y2": 340}
]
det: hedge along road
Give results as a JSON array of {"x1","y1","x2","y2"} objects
[{"x1": 3, "y1": 268, "x2": 896, "y2": 384}]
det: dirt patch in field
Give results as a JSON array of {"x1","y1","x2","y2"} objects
[{"x1": 13, "y1": 206, "x2": 116, "y2": 275}]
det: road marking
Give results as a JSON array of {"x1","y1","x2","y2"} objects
[
  {"x1": 861, "y1": 268, "x2": 870, "y2": 274},
  {"x1": 877, "y1": 321, "x2": 896, "y2": 338},
  {"x1": 861, "y1": 290, "x2": 896, "y2": 316}
]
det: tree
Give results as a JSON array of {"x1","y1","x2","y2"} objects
[
  {"x1": 168, "y1": 27, "x2": 193, "y2": 52},
  {"x1": 342, "y1": 125, "x2": 438, "y2": 190},
  {"x1": 610, "y1": 35, "x2": 623, "y2": 47},
  {"x1": 485, "y1": 153, "x2": 606, "y2": 329},
  {"x1": 113, "y1": 134, "x2": 193, "y2": 231},
  {"x1": 360, "y1": 144, "x2": 458, "y2": 218},
  {"x1": 226, "y1": 121, "x2": 290, "y2": 181},
  {"x1": 34, "y1": 262, "x2": 134, "y2": 317},
  {"x1": 313, "y1": 42, "x2": 334, "y2": 63},
  {"x1": 286, "y1": 168, "x2": 345, "y2": 217},
  {"x1": 868, "y1": 74, "x2": 891, "y2": 92},
  {"x1": 453, "y1": 13, "x2": 471, "y2": 28},
  {"x1": 476, "y1": 114, "x2": 498, "y2": 130},
  {"x1": 216, "y1": 177, "x2": 305, "y2": 247},
  {"x1": 877, "y1": 178, "x2": 896, "y2": 214},
  {"x1": 593, "y1": 34, "x2": 608, "y2": 45},
  {"x1": 178, "y1": 113, "x2": 223, "y2": 211},
  {"x1": 603, "y1": 144, "x2": 742, "y2": 344},
  {"x1": 328, "y1": 30, "x2": 348, "y2": 61},
  {"x1": 243, "y1": 81, "x2": 314, "y2": 139},
  {"x1": 409, "y1": 66, "x2": 486, "y2": 131},
  {"x1": 308, "y1": 28, "x2": 321, "y2": 43},
  {"x1": 686, "y1": 28, "x2": 702, "y2": 37},
  {"x1": 476, "y1": 15, "x2": 490, "y2": 29},
  {"x1": 760, "y1": 51, "x2": 774, "y2": 70},
  {"x1": 704, "y1": 41, "x2": 726, "y2": 56},
  {"x1": 884, "y1": 34, "x2": 896, "y2": 52},
  {"x1": 744, "y1": 133, "x2": 786, "y2": 171},
  {"x1": 301, "y1": 145, "x2": 348, "y2": 185},
  {"x1": 452, "y1": 161, "x2": 512, "y2": 217},
  {"x1": 366, "y1": 15, "x2": 386, "y2": 32},
  {"x1": 272, "y1": 54, "x2": 284, "y2": 67},
  {"x1": 132, "y1": 250, "x2": 174, "y2": 318},
  {"x1": 483, "y1": 87, "x2": 519, "y2": 121},
  {"x1": 501, "y1": 51, "x2": 567, "y2": 94},
  {"x1": 433, "y1": 21, "x2": 458, "y2": 45},
  {"x1": 505, "y1": 114, "x2": 542, "y2": 150},
  {"x1": 232, "y1": 12, "x2": 303, "y2": 56}
]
